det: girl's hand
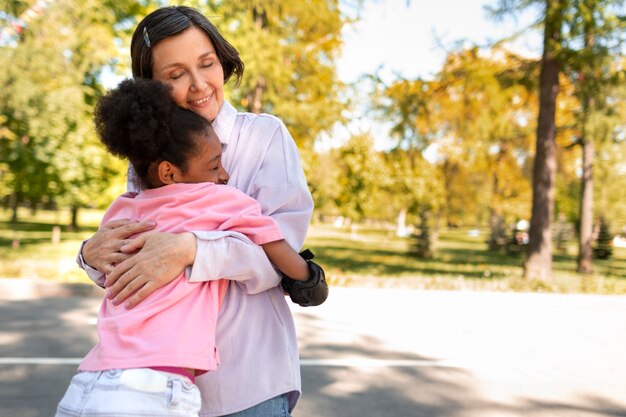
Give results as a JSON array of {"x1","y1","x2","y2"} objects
[
  {"x1": 82, "y1": 219, "x2": 157, "y2": 275},
  {"x1": 105, "y1": 232, "x2": 197, "y2": 309}
]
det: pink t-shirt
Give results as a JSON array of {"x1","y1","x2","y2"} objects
[{"x1": 79, "y1": 182, "x2": 284, "y2": 375}]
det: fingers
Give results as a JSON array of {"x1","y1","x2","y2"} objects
[
  {"x1": 107, "y1": 273, "x2": 157, "y2": 309},
  {"x1": 99, "y1": 253, "x2": 134, "y2": 276},
  {"x1": 101, "y1": 218, "x2": 140, "y2": 230},
  {"x1": 106, "y1": 266, "x2": 144, "y2": 304},
  {"x1": 121, "y1": 281, "x2": 158, "y2": 309},
  {"x1": 104, "y1": 256, "x2": 134, "y2": 291},
  {"x1": 107, "y1": 220, "x2": 156, "y2": 240},
  {"x1": 83, "y1": 220, "x2": 155, "y2": 271},
  {"x1": 120, "y1": 234, "x2": 146, "y2": 254}
]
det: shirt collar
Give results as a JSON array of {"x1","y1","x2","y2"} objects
[{"x1": 212, "y1": 100, "x2": 237, "y2": 145}]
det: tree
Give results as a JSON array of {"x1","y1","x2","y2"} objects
[
  {"x1": 202, "y1": 0, "x2": 348, "y2": 150},
  {"x1": 435, "y1": 47, "x2": 536, "y2": 249},
  {"x1": 522, "y1": 0, "x2": 568, "y2": 280},
  {"x1": 0, "y1": 0, "x2": 145, "y2": 226},
  {"x1": 490, "y1": 0, "x2": 625, "y2": 280},
  {"x1": 333, "y1": 133, "x2": 385, "y2": 223},
  {"x1": 382, "y1": 147, "x2": 445, "y2": 257},
  {"x1": 593, "y1": 216, "x2": 614, "y2": 260},
  {"x1": 376, "y1": 77, "x2": 445, "y2": 233},
  {"x1": 564, "y1": 0, "x2": 625, "y2": 273}
]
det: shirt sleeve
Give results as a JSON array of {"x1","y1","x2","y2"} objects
[
  {"x1": 249, "y1": 119, "x2": 314, "y2": 250},
  {"x1": 76, "y1": 167, "x2": 140, "y2": 284},
  {"x1": 76, "y1": 240, "x2": 106, "y2": 287},
  {"x1": 187, "y1": 231, "x2": 283, "y2": 294},
  {"x1": 188, "y1": 119, "x2": 313, "y2": 290}
]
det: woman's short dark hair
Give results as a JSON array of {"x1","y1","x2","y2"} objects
[
  {"x1": 94, "y1": 78, "x2": 211, "y2": 188},
  {"x1": 131, "y1": 6, "x2": 244, "y2": 85}
]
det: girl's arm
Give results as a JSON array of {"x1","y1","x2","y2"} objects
[{"x1": 261, "y1": 240, "x2": 309, "y2": 281}]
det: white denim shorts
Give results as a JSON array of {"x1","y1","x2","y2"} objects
[{"x1": 55, "y1": 368, "x2": 201, "y2": 417}]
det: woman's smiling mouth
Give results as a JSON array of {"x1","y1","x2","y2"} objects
[{"x1": 190, "y1": 94, "x2": 212, "y2": 106}]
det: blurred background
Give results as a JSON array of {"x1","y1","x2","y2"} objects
[{"x1": 1, "y1": 0, "x2": 625, "y2": 292}]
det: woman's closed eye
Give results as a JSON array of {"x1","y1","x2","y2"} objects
[{"x1": 169, "y1": 70, "x2": 186, "y2": 80}]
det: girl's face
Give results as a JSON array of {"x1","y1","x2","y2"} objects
[
  {"x1": 176, "y1": 132, "x2": 229, "y2": 185},
  {"x1": 151, "y1": 27, "x2": 225, "y2": 122}
]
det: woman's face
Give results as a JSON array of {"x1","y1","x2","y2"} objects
[{"x1": 151, "y1": 27, "x2": 225, "y2": 122}]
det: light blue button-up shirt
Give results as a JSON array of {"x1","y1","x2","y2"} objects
[{"x1": 191, "y1": 101, "x2": 313, "y2": 416}]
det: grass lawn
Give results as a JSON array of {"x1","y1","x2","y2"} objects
[
  {"x1": 1, "y1": 208, "x2": 625, "y2": 294},
  {"x1": 305, "y1": 224, "x2": 626, "y2": 294}
]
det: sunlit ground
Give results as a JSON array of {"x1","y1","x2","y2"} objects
[{"x1": 1, "y1": 208, "x2": 624, "y2": 294}]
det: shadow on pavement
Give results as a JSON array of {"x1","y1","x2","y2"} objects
[{"x1": 0, "y1": 297, "x2": 99, "y2": 417}]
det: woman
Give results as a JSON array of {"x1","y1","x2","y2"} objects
[{"x1": 78, "y1": 6, "x2": 314, "y2": 417}]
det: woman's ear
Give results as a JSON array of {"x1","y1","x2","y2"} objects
[{"x1": 157, "y1": 161, "x2": 181, "y2": 185}]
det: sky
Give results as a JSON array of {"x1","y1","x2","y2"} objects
[
  {"x1": 326, "y1": 0, "x2": 542, "y2": 151},
  {"x1": 337, "y1": 0, "x2": 541, "y2": 84}
]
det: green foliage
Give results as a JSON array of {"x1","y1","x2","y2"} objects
[
  {"x1": 382, "y1": 148, "x2": 445, "y2": 223},
  {"x1": 375, "y1": 47, "x2": 535, "y2": 231},
  {"x1": 593, "y1": 216, "x2": 614, "y2": 260},
  {"x1": 332, "y1": 133, "x2": 385, "y2": 222},
  {"x1": 0, "y1": 0, "x2": 149, "y2": 223},
  {"x1": 203, "y1": 0, "x2": 348, "y2": 149}
]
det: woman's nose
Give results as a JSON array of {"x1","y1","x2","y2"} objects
[{"x1": 190, "y1": 71, "x2": 207, "y2": 92}]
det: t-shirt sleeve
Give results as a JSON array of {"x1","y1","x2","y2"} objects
[{"x1": 216, "y1": 188, "x2": 285, "y2": 245}]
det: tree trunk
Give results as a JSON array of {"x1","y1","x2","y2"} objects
[
  {"x1": 442, "y1": 159, "x2": 457, "y2": 227},
  {"x1": 10, "y1": 189, "x2": 22, "y2": 224},
  {"x1": 524, "y1": 0, "x2": 564, "y2": 281},
  {"x1": 70, "y1": 204, "x2": 80, "y2": 231},
  {"x1": 577, "y1": 2, "x2": 596, "y2": 274},
  {"x1": 577, "y1": 133, "x2": 594, "y2": 272},
  {"x1": 488, "y1": 153, "x2": 506, "y2": 251},
  {"x1": 488, "y1": 208, "x2": 506, "y2": 252},
  {"x1": 246, "y1": 76, "x2": 266, "y2": 114},
  {"x1": 246, "y1": 6, "x2": 268, "y2": 114},
  {"x1": 10, "y1": 194, "x2": 18, "y2": 224}
]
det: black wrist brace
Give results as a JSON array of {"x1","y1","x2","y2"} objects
[{"x1": 280, "y1": 249, "x2": 328, "y2": 307}]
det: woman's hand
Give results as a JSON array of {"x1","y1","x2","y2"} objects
[
  {"x1": 105, "y1": 232, "x2": 197, "y2": 309},
  {"x1": 82, "y1": 219, "x2": 157, "y2": 275}
]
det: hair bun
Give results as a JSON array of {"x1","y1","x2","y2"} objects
[{"x1": 94, "y1": 78, "x2": 176, "y2": 163}]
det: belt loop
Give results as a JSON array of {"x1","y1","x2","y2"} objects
[
  {"x1": 169, "y1": 378, "x2": 181, "y2": 407},
  {"x1": 83, "y1": 371, "x2": 103, "y2": 394}
]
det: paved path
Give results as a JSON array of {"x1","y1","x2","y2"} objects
[{"x1": 1, "y1": 284, "x2": 625, "y2": 417}]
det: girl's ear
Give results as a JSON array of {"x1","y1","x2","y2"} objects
[{"x1": 157, "y1": 161, "x2": 182, "y2": 185}]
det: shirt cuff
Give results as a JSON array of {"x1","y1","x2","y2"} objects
[{"x1": 76, "y1": 240, "x2": 106, "y2": 287}]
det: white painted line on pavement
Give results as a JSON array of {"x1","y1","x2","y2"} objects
[
  {"x1": 0, "y1": 357, "x2": 463, "y2": 368},
  {"x1": 300, "y1": 358, "x2": 463, "y2": 368},
  {"x1": 0, "y1": 357, "x2": 81, "y2": 365}
]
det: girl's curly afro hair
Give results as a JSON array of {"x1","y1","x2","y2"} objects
[{"x1": 94, "y1": 78, "x2": 211, "y2": 187}]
